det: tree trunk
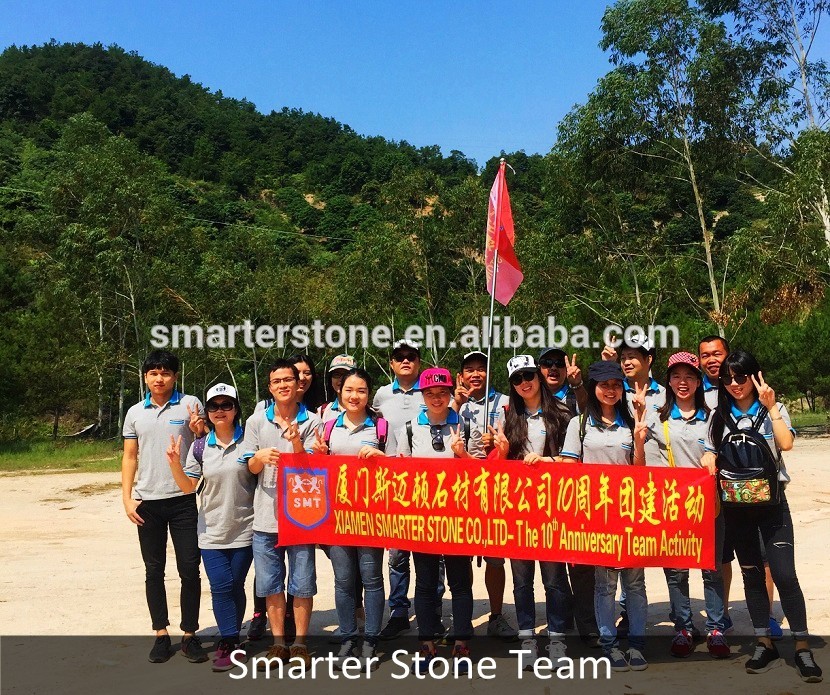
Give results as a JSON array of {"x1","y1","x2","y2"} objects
[
  {"x1": 684, "y1": 134, "x2": 725, "y2": 337},
  {"x1": 52, "y1": 408, "x2": 60, "y2": 440}
]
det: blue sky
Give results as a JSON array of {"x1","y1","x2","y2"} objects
[{"x1": 3, "y1": 2, "x2": 624, "y2": 166}]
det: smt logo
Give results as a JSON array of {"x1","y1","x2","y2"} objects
[{"x1": 283, "y1": 469, "x2": 329, "y2": 529}]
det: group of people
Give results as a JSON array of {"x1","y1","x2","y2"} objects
[{"x1": 121, "y1": 335, "x2": 822, "y2": 683}]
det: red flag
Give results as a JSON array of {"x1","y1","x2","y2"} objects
[{"x1": 485, "y1": 160, "x2": 523, "y2": 305}]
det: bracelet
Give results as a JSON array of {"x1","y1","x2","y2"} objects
[
  {"x1": 770, "y1": 415, "x2": 783, "y2": 421},
  {"x1": 572, "y1": 381, "x2": 584, "y2": 390}
]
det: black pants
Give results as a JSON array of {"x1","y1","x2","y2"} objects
[
  {"x1": 724, "y1": 494, "x2": 808, "y2": 637},
  {"x1": 413, "y1": 553, "x2": 473, "y2": 641},
  {"x1": 567, "y1": 563, "x2": 598, "y2": 636},
  {"x1": 136, "y1": 495, "x2": 201, "y2": 632}
]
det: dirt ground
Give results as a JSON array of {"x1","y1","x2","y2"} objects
[{"x1": 1, "y1": 437, "x2": 829, "y2": 693}]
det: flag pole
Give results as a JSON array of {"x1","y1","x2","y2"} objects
[{"x1": 483, "y1": 158, "x2": 505, "y2": 431}]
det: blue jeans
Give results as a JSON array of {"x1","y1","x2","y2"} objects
[
  {"x1": 201, "y1": 546, "x2": 253, "y2": 640},
  {"x1": 595, "y1": 567, "x2": 646, "y2": 652},
  {"x1": 511, "y1": 560, "x2": 570, "y2": 639},
  {"x1": 388, "y1": 548, "x2": 445, "y2": 618},
  {"x1": 664, "y1": 513, "x2": 725, "y2": 633},
  {"x1": 413, "y1": 553, "x2": 472, "y2": 641},
  {"x1": 330, "y1": 545, "x2": 385, "y2": 644},
  {"x1": 252, "y1": 531, "x2": 316, "y2": 597}
]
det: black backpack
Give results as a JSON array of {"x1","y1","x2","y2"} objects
[{"x1": 716, "y1": 407, "x2": 782, "y2": 507}]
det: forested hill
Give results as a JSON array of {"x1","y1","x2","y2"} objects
[
  {"x1": 0, "y1": 41, "x2": 480, "y2": 193},
  {"x1": 1, "y1": 26, "x2": 829, "y2": 439}
]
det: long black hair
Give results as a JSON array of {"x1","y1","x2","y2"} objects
[
  {"x1": 708, "y1": 350, "x2": 762, "y2": 450},
  {"x1": 289, "y1": 353, "x2": 325, "y2": 411},
  {"x1": 504, "y1": 369, "x2": 571, "y2": 459},
  {"x1": 658, "y1": 364, "x2": 710, "y2": 423},
  {"x1": 583, "y1": 376, "x2": 635, "y2": 432}
]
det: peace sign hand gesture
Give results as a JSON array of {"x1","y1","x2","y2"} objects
[
  {"x1": 488, "y1": 422, "x2": 509, "y2": 458},
  {"x1": 166, "y1": 434, "x2": 182, "y2": 467},
  {"x1": 565, "y1": 354, "x2": 582, "y2": 387},
  {"x1": 311, "y1": 429, "x2": 329, "y2": 455},
  {"x1": 751, "y1": 372, "x2": 776, "y2": 410},
  {"x1": 454, "y1": 374, "x2": 471, "y2": 407},
  {"x1": 631, "y1": 381, "x2": 647, "y2": 417},
  {"x1": 450, "y1": 424, "x2": 467, "y2": 457},
  {"x1": 186, "y1": 404, "x2": 206, "y2": 435},
  {"x1": 601, "y1": 335, "x2": 618, "y2": 362}
]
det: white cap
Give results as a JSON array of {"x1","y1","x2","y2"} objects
[
  {"x1": 623, "y1": 334, "x2": 654, "y2": 353},
  {"x1": 507, "y1": 354, "x2": 537, "y2": 377},
  {"x1": 392, "y1": 339, "x2": 421, "y2": 353},
  {"x1": 206, "y1": 382, "x2": 237, "y2": 402}
]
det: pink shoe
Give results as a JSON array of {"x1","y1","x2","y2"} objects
[{"x1": 213, "y1": 641, "x2": 243, "y2": 672}]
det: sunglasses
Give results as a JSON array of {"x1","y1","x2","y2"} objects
[
  {"x1": 206, "y1": 400, "x2": 235, "y2": 412},
  {"x1": 393, "y1": 352, "x2": 419, "y2": 363},
  {"x1": 722, "y1": 373, "x2": 749, "y2": 386},
  {"x1": 429, "y1": 424, "x2": 445, "y2": 452},
  {"x1": 509, "y1": 371, "x2": 537, "y2": 386},
  {"x1": 539, "y1": 357, "x2": 566, "y2": 369}
]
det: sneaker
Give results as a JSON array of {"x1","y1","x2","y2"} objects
[
  {"x1": 332, "y1": 639, "x2": 358, "y2": 670},
  {"x1": 794, "y1": 649, "x2": 823, "y2": 683},
  {"x1": 487, "y1": 614, "x2": 519, "y2": 641},
  {"x1": 745, "y1": 642, "x2": 782, "y2": 674},
  {"x1": 213, "y1": 640, "x2": 241, "y2": 672},
  {"x1": 606, "y1": 647, "x2": 629, "y2": 672},
  {"x1": 148, "y1": 635, "x2": 174, "y2": 663},
  {"x1": 247, "y1": 612, "x2": 267, "y2": 641},
  {"x1": 379, "y1": 615, "x2": 411, "y2": 641},
  {"x1": 769, "y1": 616, "x2": 783, "y2": 641},
  {"x1": 451, "y1": 644, "x2": 472, "y2": 676},
  {"x1": 181, "y1": 635, "x2": 209, "y2": 663},
  {"x1": 627, "y1": 648, "x2": 648, "y2": 671},
  {"x1": 289, "y1": 644, "x2": 312, "y2": 670},
  {"x1": 616, "y1": 612, "x2": 629, "y2": 638},
  {"x1": 546, "y1": 640, "x2": 567, "y2": 669},
  {"x1": 285, "y1": 613, "x2": 297, "y2": 643},
  {"x1": 706, "y1": 630, "x2": 730, "y2": 659},
  {"x1": 580, "y1": 632, "x2": 601, "y2": 648},
  {"x1": 412, "y1": 644, "x2": 437, "y2": 675},
  {"x1": 517, "y1": 638, "x2": 538, "y2": 671},
  {"x1": 361, "y1": 642, "x2": 380, "y2": 671},
  {"x1": 257, "y1": 644, "x2": 289, "y2": 671},
  {"x1": 722, "y1": 614, "x2": 734, "y2": 634},
  {"x1": 671, "y1": 630, "x2": 693, "y2": 658}
]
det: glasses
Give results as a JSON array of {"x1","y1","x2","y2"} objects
[
  {"x1": 509, "y1": 371, "x2": 537, "y2": 386},
  {"x1": 392, "y1": 352, "x2": 419, "y2": 363},
  {"x1": 539, "y1": 357, "x2": 566, "y2": 369},
  {"x1": 429, "y1": 425, "x2": 445, "y2": 452},
  {"x1": 206, "y1": 400, "x2": 235, "y2": 412},
  {"x1": 722, "y1": 373, "x2": 749, "y2": 386},
  {"x1": 269, "y1": 377, "x2": 296, "y2": 386}
]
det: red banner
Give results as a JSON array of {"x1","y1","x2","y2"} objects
[{"x1": 276, "y1": 454, "x2": 716, "y2": 569}]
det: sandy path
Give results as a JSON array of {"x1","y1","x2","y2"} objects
[{"x1": 1, "y1": 437, "x2": 829, "y2": 692}]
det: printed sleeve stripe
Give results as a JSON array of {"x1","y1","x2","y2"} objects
[
  {"x1": 123, "y1": 434, "x2": 138, "y2": 439},
  {"x1": 559, "y1": 450, "x2": 580, "y2": 459},
  {"x1": 184, "y1": 472, "x2": 200, "y2": 479}
]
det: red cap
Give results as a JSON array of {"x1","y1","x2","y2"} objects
[
  {"x1": 418, "y1": 367, "x2": 453, "y2": 390},
  {"x1": 667, "y1": 351, "x2": 700, "y2": 371}
]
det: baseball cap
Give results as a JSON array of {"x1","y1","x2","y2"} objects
[
  {"x1": 588, "y1": 361, "x2": 625, "y2": 382},
  {"x1": 418, "y1": 367, "x2": 453, "y2": 390},
  {"x1": 538, "y1": 347, "x2": 566, "y2": 362},
  {"x1": 666, "y1": 351, "x2": 700, "y2": 372},
  {"x1": 461, "y1": 350, "x2": 487, "y2": 366},
  {"x1": 621, "y1": 333, "x2": 655, "y2": 355},
  {"x1": 507, "y1": 354, "x2": 537, "y2": 378},
  {"x1": 392, "y1": 339, "x2": 421, "y2": 356},
  {"x1": 328, "y1": 354, "x2": 356, "y2": 373},
  {"x1": 206, "y1": 382, "x2": 238, "y2": 402}
]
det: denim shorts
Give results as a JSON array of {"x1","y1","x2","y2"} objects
[{"x1": 252, "y1": 531, "x2": 316, "y2": 598}]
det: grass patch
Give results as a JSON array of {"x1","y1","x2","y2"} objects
[
  {"x1": 791, "y1": 409, "x2": 830, "y2": 430},
  {"x1": 0, "y1": 440, "x2": 121, "y2": 472}
]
